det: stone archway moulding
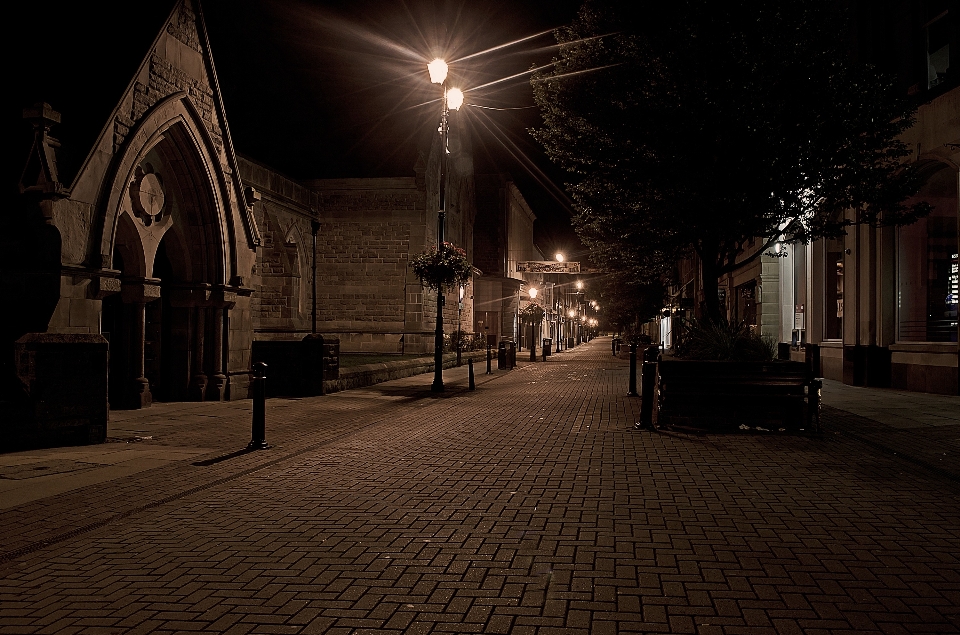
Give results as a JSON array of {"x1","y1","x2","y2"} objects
[{"x1": 97, "y1": 92, "x2": 257, "y2": 285}]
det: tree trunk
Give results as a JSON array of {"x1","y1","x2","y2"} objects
[{"x1": 698, "y1": 243, "x2": 724, "y2": 325}]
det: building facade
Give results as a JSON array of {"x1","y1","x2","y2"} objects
[
  {"x1": 662, "y1": 1, "x2": 958, "y2": 395},
  {"x1": 9, "y1": 0, "x2": 259, "y2": 441},
  {"x1": 473, "y1": 174, "x2": 543, "y2": 346},
  {"x1": 5, "y1": 0, "x2": 551, "y2": 448}
]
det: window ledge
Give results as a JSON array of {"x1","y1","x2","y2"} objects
[{"x1": 891, "y1": 342, "x2": 958, "y2": 354}]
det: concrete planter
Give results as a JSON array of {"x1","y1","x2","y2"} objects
[{"x1": 657, "y1": 358, "x2": 819, "y2": 432}]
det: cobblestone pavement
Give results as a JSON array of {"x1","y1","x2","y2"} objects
[{"x1": 1, "y1": 339, "x2": 958, "y2": 634}]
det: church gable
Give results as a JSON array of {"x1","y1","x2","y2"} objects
[
  {"x1": 116, "y1": 1, "x2": 222, "y2": 159},
  {"x1": 61, "y1": 0, "x2": 260, "y2": 272},
  {"x1": 67, "y1": 0, "x2": 243, "y2": 219}
]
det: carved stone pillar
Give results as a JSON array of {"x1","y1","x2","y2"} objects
[
  {"x1": 121, "y1": 280, "x2": 161, "y2": 409},
  {"x1": 189, "y1": 305, "x2": 207, "y2": 401},
  {"x1": 207, "y1": 287, "x2": 237, "y2": 401},
  {"x1": 208, "y1": 306, "x2": 226, "y2": 400}
]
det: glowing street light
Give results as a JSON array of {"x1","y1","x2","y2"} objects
[
  {"x1": 428, "y1": 58, "x2": 465, "y2": 392},
  {"x1": 528, "y1": 287, "x2": 538, "y2": 299},
  {"x1": 428, "y1": 58, "x2": 448, "y2": 84},
  {"x1": 447, "y1": 88, "x2": 465, "y2": 111},
  {"x1": 555, "y1": 253, "x2": 564, "y2": 262}
]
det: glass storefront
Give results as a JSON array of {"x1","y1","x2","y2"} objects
[
  {"x1": 824, "y1": 236, "x2": 844, "y2": 340},
  {"x1": 897, "y1": 165, "x2": 959, "y2": 342}
]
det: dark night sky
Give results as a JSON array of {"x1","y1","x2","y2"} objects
[{"x1": 201, "y1": 0, "x2": 585, "y2": 254}]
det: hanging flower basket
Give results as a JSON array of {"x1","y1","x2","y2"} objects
[
  {"x1": 519, "y1": 303, "x2": 545, "y2": 324},
  {"x1": 411, "y1": 242, "x2": 472, "y2": 291}
]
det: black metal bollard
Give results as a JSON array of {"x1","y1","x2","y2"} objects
[
  {"x1": 530, "y1": 340, "x2": 537, "y2": 362},
  {"x1": 805, "y1": 343, "x2": 821, "y2": 378},
  {"x1": 807, "y1": 378, "x2": 822, "y2": 433},
  {"x1": 486, "y1": 343, "x2": 492, "y2": 374},
  {"x1": 777, "y1": 342, "x2": 791, "y2": 360},
  {"x1": 639, "y1": 360, "x2": 657, "y2": 429},
  {"x1": 627, "y1": 343, "x2": 638, "y2": 396},
  {"x1": 248, "y1": 362, "x2": 269, "y2": 450},
  {"x1": 468, "y1": 358, "x2": 476, "y2": 390}
]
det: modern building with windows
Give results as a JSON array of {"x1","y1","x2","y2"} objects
[
  {"x1": 656, "y1": 1, "x2": 957, "y2": 394},
  {"x1": 779, "y1": 0, "x2": 957, "y2": 393}
]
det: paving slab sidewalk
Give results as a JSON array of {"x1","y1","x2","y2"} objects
[{"x1": 1, "y1": 338, "x2": 958, "y2": 634}]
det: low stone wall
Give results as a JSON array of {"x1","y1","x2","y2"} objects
[
  {"x1": 5, "y1": 334, "x2": 109, "y2": 451},
  {"x1": 324, "y1": 351, "x2": 488, "y2": 393},
  {"x1": 251, "y1": 336, "x2": 339, "y2": 397}
]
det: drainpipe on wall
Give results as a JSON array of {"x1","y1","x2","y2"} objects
[{"x1": 311, "y1": 219, "x2": 320, "y2": 335}]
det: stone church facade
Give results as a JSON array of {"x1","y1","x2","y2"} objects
[{"x1": 4, "y1": 0, "x2": 536, "y2": 449}]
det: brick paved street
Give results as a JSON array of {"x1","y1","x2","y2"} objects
[{"x1": 2, "y1": 338, "x2": 959, "y2": 634}]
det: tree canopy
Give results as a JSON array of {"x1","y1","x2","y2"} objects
[
  {"x1": 597, "y1": 273, "x2": 665, "y2": 334},
  {"x1": 531, "y1": 0, "x2": 929, "y2": 323}
]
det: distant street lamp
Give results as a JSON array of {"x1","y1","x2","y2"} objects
[
  {"x1": 457, "y1": 284, "x2": 465, "y2": 367},
  {"x1": 428, "y1": 58, "x2": 464, "y2": 392},
  {"x1": 528, "y1": 287, "x2": 538, "y2": 359}
]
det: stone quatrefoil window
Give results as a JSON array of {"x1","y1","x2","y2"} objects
[{"x1": 129, "y1": 163, "x2": 166, "y2": 227}]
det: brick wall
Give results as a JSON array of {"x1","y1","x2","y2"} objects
[{"x1": 316, "y1": 220, "x2": 410, "y2": 327}]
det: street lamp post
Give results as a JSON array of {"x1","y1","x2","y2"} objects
[
  {"x1": 575, "y1": 281, "x2": 585, "y2": 343},
  {"x1": 457, "y1": 284, "x2": 464, "y2": 367},
  {"x1": 427, "y1": 59, "x2": 464, "y2": 393},
  {"x1": 528, "y1": 287, "x2": 538, "y2": 362}
]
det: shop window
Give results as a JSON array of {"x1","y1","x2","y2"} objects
[
  {"x1": 475, "y1": 311, "x2": 500, "y2": 345},
  {"x1": 793, "y1": 246, "x2": 807, "y2": 344},
  {"x1": 735, "y1": 281, "x2": 757, "y2": 329},
  {"x1": 824, "y1": 237, "x2": 844, "y2": 340},
  {"x1": 898, "y1": 165, "x2": 959, "y2": 342}
]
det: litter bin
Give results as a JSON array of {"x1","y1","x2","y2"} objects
[
  {"x1": 498, "y1": 341, "x2": 507, "y2": 370},
  {"x1": 542, "y1": 338, "x2": 552, "y2": 356}
]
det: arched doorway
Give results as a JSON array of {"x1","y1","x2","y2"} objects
[{"x1": 106, "y1": 118, "x2": 231, "y2": 408}]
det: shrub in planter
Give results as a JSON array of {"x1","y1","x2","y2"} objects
[
  {"x1": 657, "y1": 318, "x2": 817, "y2": 432},
  {"x1": 675, "y1": 318, "x2": 776, "y2": 361}
]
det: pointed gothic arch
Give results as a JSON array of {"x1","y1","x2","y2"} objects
[
  {"x1": 98, "y1": 93, "x2": 236, "y2": 281},
  {"x1": 97, "y1": 93, "x2": 245, "y2": 407}
]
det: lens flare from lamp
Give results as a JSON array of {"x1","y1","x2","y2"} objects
[
  {"x1": 447, "y1": 88, "x2": 465, "y2": 111},
  {"x1": 428, "y1": 59, "x2": 448, "y2": 84},
  {"x1": 528, "y1": 287, "x2": 537, "y2": 299},
  {"x1": 555, "y1": 253, "x2": 564, "y2": 262},
  {"x1": 568, "y1": 310, "x2": 575, "y2": 318}
]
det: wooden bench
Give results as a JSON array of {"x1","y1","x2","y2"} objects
[{"x1": 656, "y1": 359, "x2": 821, "y2": 432}]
